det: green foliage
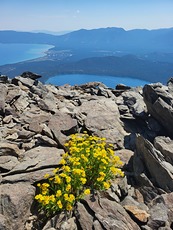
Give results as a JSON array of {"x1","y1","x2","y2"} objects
[{"x1": 35, "y1": 133, "x2": 124, "y2": 215}]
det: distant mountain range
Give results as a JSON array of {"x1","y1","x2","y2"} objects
[{"x1": 0, "y1": 27, "x2": 173, "y2": 83}]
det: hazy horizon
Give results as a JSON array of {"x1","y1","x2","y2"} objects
[
  {"x1": 1, "y1": 0, "x2": 173, "y2": 32},
  {"x1": 1, "y1": 26, "x2": 173, "y2": 35}
]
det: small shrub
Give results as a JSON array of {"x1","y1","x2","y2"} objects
[{"x1": 35, "y1": 133, "x2": 124, "y2": 215}]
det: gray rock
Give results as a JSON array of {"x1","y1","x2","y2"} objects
[
  {"x1": 41, "y1": 123, "x2": 54, "y2": 139},
  {"x1": 27, "y1": 114, "x2": 51, "y2": 133},
  {"x1": 12, "y1": 76, "x2": 35, "y2": 88},
  {"x1": 13, "y1": 93, "x2": 30, "y2": 112},
  {"x1": 143, "y1": 84, "x2": 173, "y2": 137},
  {"x1": 0, "y1": 183, "x2": 35, "y2": 230},
  {"x1": 21, "y1": 139, "x2": 36, "y2": 151},
  {"x1": 93, "y1": 220, "x2": 103, "y2": 230},
  {"x1": 76, "y1": 202, "x2": 94, "y2": 229},
  {"x1": 0, "y1": 214, "x2": 10, "y2": 230},
  {"x1": 121, "y1": 89, "x2": 147, "y2": 118},
  {"x1": 97, "y1": 86, "x2": 116, "y2": 98},
  {"x1": 2, "y1": 168, "x2": 56, "y2": 184},
  {"x1": 121, "y1": 196, "x2": 148, "y2": 211},
  {"x1": 0, "y1": 75, "x2": 9, "y2": 83},
  {"x1": 146, "y1": 117, "x2": 162, "y2": 133},
  {"x1": 154, "y1": 136, "x2": 173, "y2": 164},
  {"x1": 48, "y1": 112, "x2": 78, "y2": 145},
  {"x1": 167, "y1": 77, "x2": 173, "y2": 95},
  {"x1": 135, "y1": 135, "x2": 173, "y2": 192},
  {"x1": 30, "y1": 81, "x2": 48, "y2": 98},
  {"x1": 148, "y1": 202, "x2": 168, "y2": 229},
  {"x1": 21, "y1": 71, "x2": 41, "y2": 80},
  {"x1": 60, "y1": 217, "x2": 77, "y2": 230},
  {"x1": 42, "y1": 213, "x2": 67, "y2": 230},
  {"x1": 35, "y1": 134, "x2": 58, "y2": 147},
  {"x1": 76, "y1": 98, "x2": 126, "y2": 148},
  {"x1": 17, "y1": 128, "x2": 35, "y2": 139},
  {"x1": 3, "y1": 115, "x2": 13, "y2": 124},
  {"x1": 118, "y1": 104, "x2": 130, "y2": 114},
  {"x1": 5, "y1": 132, "x2": 18, "y2": 141},
  {"x1": 3, "y1": 146, "x2": 63, "y2": 175},
  {"x1": 83, "y1": 194, "x2": 140, "y2": 230},
  {"x1": 37, "y1": 91, "x2": 58, "y2": 112},
  {"x1": 2, "y1": 76, "x2": 173, "y2": 229},
  {"x1": 116, "y1": 149, "x2": 134, "y2": 170},
  {"x1": 0, "y1": 155, "x2": 19, "y2": 171},
  {"x1": 0, "y1": 142, "x2": 20, "y2": 157},
  {"x1": 0, "y1": 84, "x2": 7, "y2": 115}
]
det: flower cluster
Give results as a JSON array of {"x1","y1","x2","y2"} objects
[{"x1": 35, "y1": 133, "x2": 124, "y2": 215}]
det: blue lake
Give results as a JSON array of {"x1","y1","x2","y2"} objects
[
  {"x1": 46, "y1": 74, "x2": 151, "y2": 88},
  {"x1": 0, "y1": 43, "x2": 53, "y2": 65},
  {"x1": 0, "y1": 43, "x2": 151, "y2": 87}
]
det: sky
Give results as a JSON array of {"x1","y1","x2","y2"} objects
[{"x1": 1, "y1": 0, "x2": 173, "y2": 32}]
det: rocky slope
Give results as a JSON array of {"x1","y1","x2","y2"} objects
[{"x1": 1, "y1": 72, "x2": 173, "y2": 230}]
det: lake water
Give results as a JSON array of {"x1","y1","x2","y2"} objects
[
  {"x1": 0, "y1": 43, "x2": 151, "y2": 87},
  {"x1": 0, "y1": 43, "x2": 53, "y2": 65},
  {"x1": 46, "y1": 74, "x2": 151, "y2": 88}
]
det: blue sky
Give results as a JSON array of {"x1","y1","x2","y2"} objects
[{"x1": 1, "y1": 0, "x2": 173, "y2": 32}]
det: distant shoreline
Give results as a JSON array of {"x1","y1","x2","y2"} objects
[{"x1": 0, "y1": 43, "x2": 54, "y2": 66}]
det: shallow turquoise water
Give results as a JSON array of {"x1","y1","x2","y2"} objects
[{"x1": 0, "y1": 43, "x2": 53, "y2": 65}]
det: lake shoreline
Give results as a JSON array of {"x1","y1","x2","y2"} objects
[{"x1": 0, "y1": 43, "x2": 54, "y2": 66}]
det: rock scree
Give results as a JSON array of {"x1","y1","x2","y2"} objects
[{"x1": 1, "y1": 72, "x2": 173, "y2": 229}]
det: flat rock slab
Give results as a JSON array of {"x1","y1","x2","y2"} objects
[
  {"x1": 2, "y1": 168, "x2": 56, "y2": 184},
  {"x1": 3, "y1": 146, "x2": 64, "y2": 175}
]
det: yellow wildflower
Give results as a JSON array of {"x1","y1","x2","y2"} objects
[
  {"x1": 68, "y1": 194, "x2": 75, "y2": 202},
  {"x1": 80, "y1": 177, "x2": 87, "y2": 184},
  {"x1": 101, "y1": 159, "x2": 108, "y2": 164},
  {"x1": 54, "y1": 175, "x2": 61, "y2": 184},
  {"x1": 44, "y1": 173, "x2": 50, "y2": 179},
  {"x1": 42, "y1": 196, "x2": 50, "y2": 205},
  {"x1": 97, "y1": 177, "x2": 104, "y2": 182},
  {"x1": 42, "y1": 183, "x2": 50, "y2": 188},
  {"x1": 103, "y1": 182, "x2": 110, "y2": 189},
  {"x1": 49, "y1": 195, "x2": 55, "y2": 202},
  {"x1": 66, "y1": 203, "x2": 73, "y2": 211},
  {"x1": 57, "y1": 200, "x2": 63, "y2": 209},
  {"x1": 59, "y1": 173, "x2": 66, "y2": 178},
  {"x1": 99, "y1": 172, "x2": 106, "y2": 177},
  {"x1": 59, "y1": 159, "x2": 66, "y2": 165},
  {"x1": 66, "y1": 184, "x2": 71, "y2": 191},
  {"x1": 56, "y1": 190, "x2": 62, "y2": 197},
  {"x1": 64, "y1": 166, "x2": 71, "y2": 172},
  {"x1": 66, "y1": 176, "x2": 71, "y2": 183},
  {"x1": 53, "y1": 168, "x2": 59, "y2": 174},
  {"x1": 84, "y1": 189, "x2": 90, "y2": 195},
  {"x1": 35, "y1": 194, "x2": 44, "y2": 201},
  {"x1": 64, "y1": 193, "x2": 69, "y2": 201}
]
